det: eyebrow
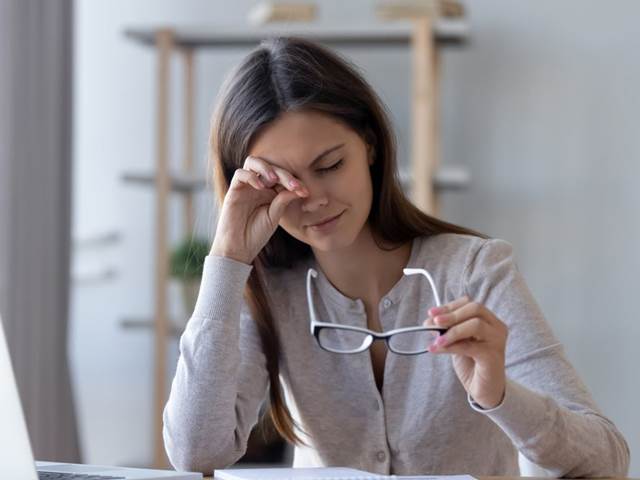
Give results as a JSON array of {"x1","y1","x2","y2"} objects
[{"x1": 257, "y1": 143, "x2": 345, "y2": 170}]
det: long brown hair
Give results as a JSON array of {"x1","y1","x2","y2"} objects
[{"x1": 209, "y1": 37, "x2": 485, "y2": 445}]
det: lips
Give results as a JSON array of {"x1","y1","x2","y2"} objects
[{"x1": 308, "y1": 211, "x2": 343, "y2": 228}]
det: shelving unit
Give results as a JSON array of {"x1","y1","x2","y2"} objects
[{"x1": 122, "y1": 18, "x2": 471, "y2": 468}]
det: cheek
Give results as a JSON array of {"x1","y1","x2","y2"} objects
[
  {"x1": 344, "y1": 165, "x2": 373, "y2": 209},
  {"x1": 330, "y1": 162, "x2": 372, "y2": 204}
]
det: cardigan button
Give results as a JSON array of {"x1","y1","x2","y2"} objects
[{"x1": 376, "y1": 451, "x2": 387, "y2": 462}]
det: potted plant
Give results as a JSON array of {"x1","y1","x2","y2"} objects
[{"x1": 169, "y1": 236, "x2": 210, "y2": 315}]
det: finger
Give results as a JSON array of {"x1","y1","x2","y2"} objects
[
  {"x1": 230, "y1": 168, "x2": 267, "y2": 191},
  {"x1": 428, "y1": 295, "x2": 470, "y2": 318},
  {"x1": 268, "y1": 189, "x2": 300, "y2": 225},
  {"x1": 244, "y1": 156, "x2": 309, "y2": 197},
  {"x1": 433, "y1": 300, "x2": 488, "y2": 328},
  {"x1": 430, "y1": 317, "x2": 486, "y2": 351},
  {"x1": 423, "y1": 316, "x2": 437, "y2": 327},
  {"x1": 272, "y1": 167, "x2": 309, "y2": 197},
  {"x1": 429, "y1": 338, "x2": 483, "y2": 357},
  {"x1": 243, "y1": 156, "x2": 280, "y2": 186},
  {"x1": 424, "y1": 296, "x2": 470, "y2": 326},
  {"x1": 423, "y1": 316, "x2": 449, "y2": 328}
]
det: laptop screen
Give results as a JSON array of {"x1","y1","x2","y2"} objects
[{"x1": 0, "y1": 315, "x2": 39, "y2": 480}]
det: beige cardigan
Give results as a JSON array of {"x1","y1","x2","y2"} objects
[{"x1": 163, "y1": 233, "x2": 629, "y2": 477}]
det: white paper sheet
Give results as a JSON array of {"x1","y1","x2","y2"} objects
[{"x1": 215, "y1": 467, "x2": 476, "y2": 480}]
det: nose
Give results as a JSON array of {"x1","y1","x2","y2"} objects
[{"x1": 300, "y1": 183, "x2": 329, "y2": 213}]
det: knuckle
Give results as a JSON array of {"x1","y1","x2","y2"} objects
[
  {"x1": 243, "y1": 155, "x2": 258, "y2": 166},
  {"x1": 236, "y1": 168, "x2": 253, "y2": 180},
  {"x1": 469, "y1": 302, "x2": 481, "y2": 314},
  {"x1": 478, "y1": 319, "x2": 489, "y2": 335}
]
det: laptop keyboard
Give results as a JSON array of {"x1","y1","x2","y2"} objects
[{"x1": 38, "y1": 472, "x2": 125, "y2": 480}]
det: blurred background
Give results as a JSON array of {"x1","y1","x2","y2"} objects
[{"x1": 0, "y1": 0, "x2": 638, "y2": 476}]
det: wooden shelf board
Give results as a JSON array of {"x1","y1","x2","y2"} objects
[
  {"x1": 433, "y1": 165, "x2": 471, "y2": 190},
  {"x1": 121, "y1": 318, "x2": 184, "y2": 337},
  {"x1": 398, "y1": 164, "x2": 470, "y2": 191},
  {"x1": 123, "y1": 21, "x2": 469, "y2": 49},
  {"x1": 121, "y1": 171, "x2": 207, "y2": 193},
  {"x1": 123, "y1": 166, "x2": 469, "y2": 194}
]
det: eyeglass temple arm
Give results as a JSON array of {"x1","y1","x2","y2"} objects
[
  {"x1": 402, "y1": 268, "x2": 442, "y2": 307},
  {"x1": 306, "y1": 268, "x2": 319, "y2": 334}
]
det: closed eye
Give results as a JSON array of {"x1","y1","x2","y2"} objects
[{"x1": 317, "y1": 159, "x2": 343, "y2": 174}]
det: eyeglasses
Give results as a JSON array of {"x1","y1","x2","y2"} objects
[{"x1": 306, "y1": 267, "x2": 447, "y2": 355}]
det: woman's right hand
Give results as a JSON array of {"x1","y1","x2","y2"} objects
[{"x1": 210, "y1": 156, "x2": 309, "y2": 264}]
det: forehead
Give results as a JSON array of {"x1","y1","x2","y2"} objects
[{"x1": 248, "y1": 110, "x2": 360, "y2": 169}]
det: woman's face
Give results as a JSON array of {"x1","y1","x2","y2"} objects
[{"x1": 248, "y1": 110, "x2": 373, "y2": 252}]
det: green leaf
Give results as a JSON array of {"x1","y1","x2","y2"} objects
[{"x1": 169, "y1": 236, "x2": 210, "y2": 279}]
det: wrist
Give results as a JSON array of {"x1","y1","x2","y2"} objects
[
  {"x1": 210, "y1": 242, "x2": 253, "y2": 265},
  {"x1": 473, "y1": 381, "x2": 506, "y2": 410}
]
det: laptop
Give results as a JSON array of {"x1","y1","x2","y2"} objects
[{"x1": 0, "y1": 312, "x2": 202, "y2": 480}]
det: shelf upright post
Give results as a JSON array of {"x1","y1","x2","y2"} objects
[
  {"x1": 182, "y1": 47, "x2": 196, "y2": 234},
  {"x1": 153, "y1": 27, "x2": 174, "y2": 469},
  {"x1": 411, "y1": 15, "x2": 439, "y2": 215}
]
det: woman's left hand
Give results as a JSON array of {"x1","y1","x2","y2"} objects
[{"x1": 424, "y1": 296, "x2": 508, "y2": 409}]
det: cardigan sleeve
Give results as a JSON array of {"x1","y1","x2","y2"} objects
[
  {"x1": 163, "y1": 255, "x2": 269, "y2": 474},
  {"x1": 463, "y1": 239, "x2": 629, "y2": 478}
]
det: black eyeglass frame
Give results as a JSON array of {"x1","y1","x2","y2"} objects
[{"x1": 306, "y1": 268, "x2": 448, "y2": 355}]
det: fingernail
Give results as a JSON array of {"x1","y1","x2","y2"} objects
[
  {"x1": 289, "y1": 179, "x2": 300, "y2": 189},
  {"x1": 269, "y1": 172, "x2": 278, "y2": 181},
  {"x1": 430, "y1": 306, "x2": 444, "y2": 315},
  {"x1": 435, "y1": 335, "x2": 448, "y2": 347},
  {"x1": 434, "y1": 315, "x2": 445, "y2": 325}
]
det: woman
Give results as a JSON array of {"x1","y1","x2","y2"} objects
[{"x1": 163, "y1": 37, "x2": 629, "y2": 477}]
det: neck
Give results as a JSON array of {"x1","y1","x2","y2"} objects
[{"x1": 312, "y1": 225, "x2": 413, "y2": 304}]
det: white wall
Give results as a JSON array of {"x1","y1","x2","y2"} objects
[
  {"x1": 440, "y1": 2, "x2": 640, "y2": 475},
  {"x1": 72, "y1": 0, "x2": 638, "y2": 473}
]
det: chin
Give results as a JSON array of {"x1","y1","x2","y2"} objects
[
  {"x1": 307, "y1": 237, "x2": 346, "y2": 253},
  {"x1": 304, "y1": 228, "x2": 361, "y2": 253}
]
